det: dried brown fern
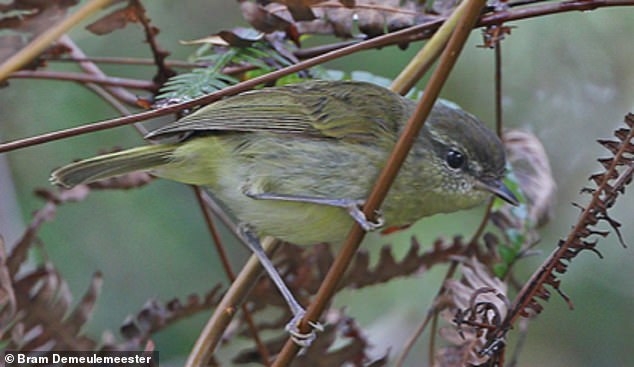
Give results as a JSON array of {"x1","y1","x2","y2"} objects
[
  {"x1": 0, "y1": 182, "x2": 216, "y2": 351},
  {"x1": 223, "y1": 236, "x2": 468, "y2": 321},
  {"x1": 120, "y1": 286, "x2": 224, "y2": 342},
  {"x1": 340, "y1": 236, "x2": 473, "y2": 290},
  {"x1": 483, "y1": 113, "x2": 634, "y2": 359},
  {"x1": 0, "y1": 187, "x2": 103, "y2": 350},
  {"x1": 437, "y1": 258, "x2": 510, "y2": 366}
]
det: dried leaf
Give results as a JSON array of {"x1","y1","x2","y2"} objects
[
  {"x1": 0, "y1": 177, "x2": 164, "y2": 350},
  {"x1": 229, "y1": 237, "x2": 476, "y2": 360},
  {"x1": 65, "y1": 272, "x2": 103, "y2": 336},
  {"x1": 86, "y1": 1, "x2": 142, "y2": 36},
  {"x1": 120, "y1": 286, "x2": 223, "y2": 341},
  {"x1": 479, "y1": 24, "x2": 514, "y2": 49},
  {"x1": 241, "y1": 1, "x2": 293, "y2": 34},
  {"x1": 0, "y1": 236, "x2": 17, "y2": 327},
  {"x1": 246, "y1": 237, "x2": 469, "y2": 316},
  {"x1": 243, "y1": 0, "x2": 433, "y2": 39},
  {"x1": 342, "y1": 236, "x2": 470, "y2": 289},
  {"x1": 7, "y1": 264, "x2": 101, "y2": 350},
  {"x1": 181, "y1": 28, "x2": 265, "y2": 47},
  {"x1": 438, "y1": 258, "x2": 508, "y2": 366},
  {"x1": 275, "y1": 0, "x2": 317, "y2": 21},
  {"x1": 503, "y1": 129, "x2": 556, "y2": 227},
  {"x1": 430, "y1": 0, "x2": 458, "y2": 15}
]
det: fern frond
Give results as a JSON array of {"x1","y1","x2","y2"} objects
[{"x1": 156, "y1": 40, "x2": 294, "y2": 102}]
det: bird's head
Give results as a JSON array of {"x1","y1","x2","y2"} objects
[{"x1": 420, "y1": 100, "x2": 519, "y2": 211}]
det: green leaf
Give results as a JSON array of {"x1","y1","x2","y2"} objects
[
  {"x1": 156, "y1": 34, "x2": 295, "y2": 103},
  {"x1": 493, "y1": 262, "x2": 508, "y2": 278},
  {"x1": 498, "y1": 244, "x2": 517, "y2": 264}
]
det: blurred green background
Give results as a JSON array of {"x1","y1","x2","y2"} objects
[{"x1": 1, "y1": 1, "x2": 633, "y2": 366}]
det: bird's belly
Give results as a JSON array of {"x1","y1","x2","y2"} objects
[{"x1": 228, "y1": 197, "x2": 354, "y2": 246}]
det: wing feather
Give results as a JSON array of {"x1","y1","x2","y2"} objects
[{"x1": 145, "y1": 81, "x2": 414, "y2": 145}]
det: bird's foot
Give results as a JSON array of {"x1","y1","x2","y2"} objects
[
  {"x1": 346, "y1": 200, "x2": 384, "y2": 231},
  {"x1": 285, "y1": 311, "x2": 324, "y2": 348}
]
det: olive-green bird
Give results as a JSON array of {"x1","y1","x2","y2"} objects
[{"x1": 51, "y1": 80, "x2": 517, "y2": 345}]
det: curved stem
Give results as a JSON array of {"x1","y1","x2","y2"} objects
[{"x1": 193, "y1": 187, "x2": 271, "y2": 365}]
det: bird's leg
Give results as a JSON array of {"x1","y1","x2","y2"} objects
[
  {"x1": 242, "y1": 187, "x2": 384, "y2": 231},
  {"x1": 238, "y1": 225, "x2": 324, "y2": 347}
]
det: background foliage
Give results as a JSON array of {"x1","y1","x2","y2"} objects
[{"x1": 1, "y1": 1, "x2": 633, "y2": 366}]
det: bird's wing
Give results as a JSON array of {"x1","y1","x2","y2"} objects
[{"x1": 145, "y1": 81, "x2": 411, "y2": 144}]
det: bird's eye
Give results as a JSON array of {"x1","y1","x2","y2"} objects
[{"x1": 446, "y1": 149, "x2": 465, "y2": 169}]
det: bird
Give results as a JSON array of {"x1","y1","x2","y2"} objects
[{"x1": 51, "y1": 80, "x2": 518, "y2": 345}]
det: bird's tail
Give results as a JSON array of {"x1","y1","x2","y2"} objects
[{"x1": 50, "y1": 144, "x2": 176, "y2": 188}]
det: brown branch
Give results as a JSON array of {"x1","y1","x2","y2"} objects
[
  {"x1": 480, "y1": 0, "x2": 634, "y2": 26},
  {"x1": 272, "y1": 0, "x2": 489, "y2": 364},
  {"x1": 8, "y1": 70, "x2": 156, "y2": 91},
  {"x1": 494, "y1": 38, "x2": 503, "y2": 136},
  {"x1": 129, "y1": 0, "x2": 175, "y2": 88},
  {"x1": 42, "y1": 55, "x2": 204, "y2": 68},
  {"x1": 42, "y1": 56, "x2": 256, "y2": 75}
]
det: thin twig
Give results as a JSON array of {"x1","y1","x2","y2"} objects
[
  {"x1": 494, "y1": 41, "x2": 503, "y2": 137},
  {"x1": 468, "y1": 35, "x2": 504, "y2": 247},
  {"x1": 479, "y1": 0, "x2": 634, "y2": 26},
  {"x1": 185, "y1": 237, "x2": 281, "y2": 367},
  {"x1": 469, "y1": 199, "x2": 496, "y2": 249},
  {"x1": 395, "y1": 5, "x2": 499, "y2": 364},
  {"x1": 8, "y1": 70, "x2": 156, "y2": 91},
  {"x1": 42, "y1": 55, "x2": 204, "y2": 68},
  {"x1": 61, "y1": 36, "x2": 141, "y2": 106},
  {"x1": 193, "y1": 187, "x2": 271, "y2": 365},
  {"x1": 194, "y1": 188, "x2": 237, "y2": 282}
]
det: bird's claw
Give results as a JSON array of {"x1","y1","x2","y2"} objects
[
  {"x1": 285, "y1": 312, "x2": 324, "y2": 348},
  {"x1": 347, "y1": 200, "x2": 384, "y2": 231}
]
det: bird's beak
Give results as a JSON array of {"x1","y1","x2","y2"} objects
[{"x1": 475, "y1": 179, "x2": 519, "y2": 206}]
